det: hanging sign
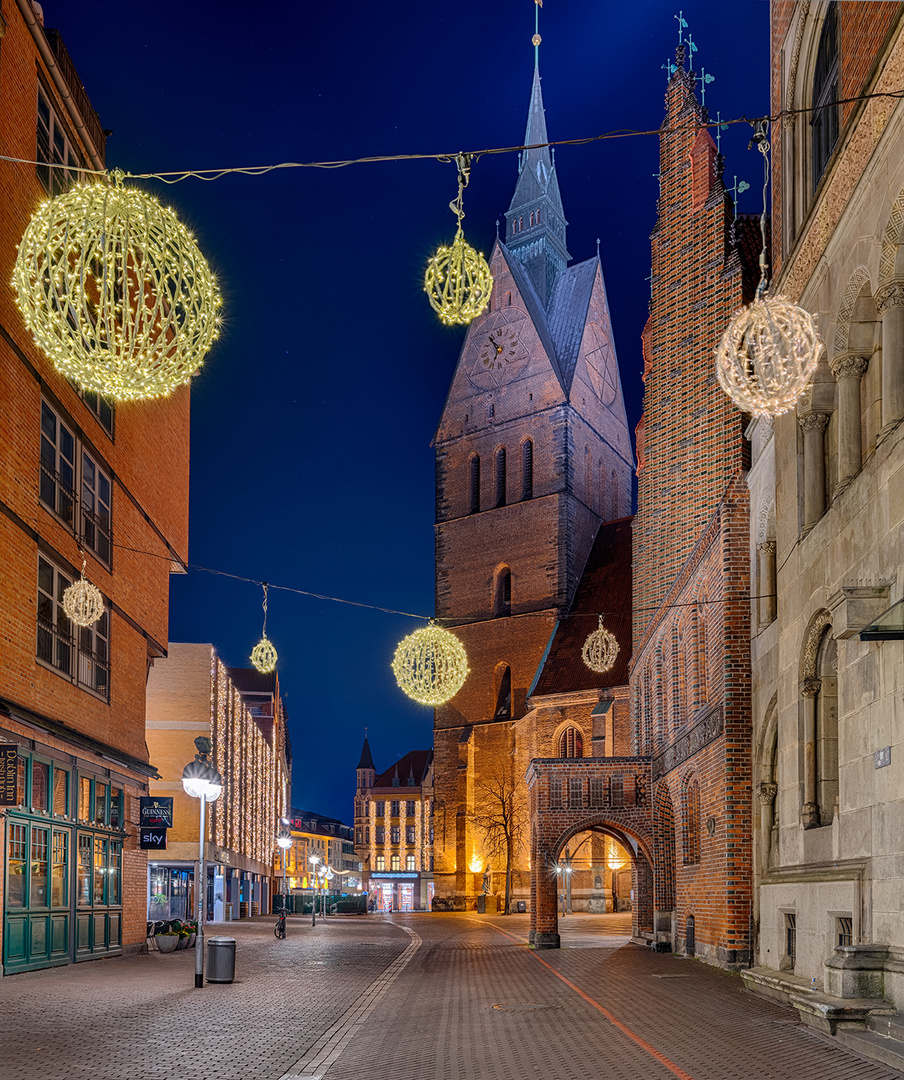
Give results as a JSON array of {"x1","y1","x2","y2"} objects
[
  {"x1": 140, "y1": 828, "x2": 168, "y2": 850},
  {"x1": 139, "y1": 796, "x2": 174, "y2": 828},
  {"x1": 0, "y1": 744, "x2": 19, "y2": 807}
]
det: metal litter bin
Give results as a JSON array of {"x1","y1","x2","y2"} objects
[{"x1": 206, "y1": 936, "x2": 236, "y2": 983}]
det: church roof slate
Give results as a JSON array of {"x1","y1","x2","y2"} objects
[
  {"x1": 547, "y1": 257, "x2": 598, "y2": 388},
  {"x1": 373, "y1": 748, "x2": 433, "y2": 789}
]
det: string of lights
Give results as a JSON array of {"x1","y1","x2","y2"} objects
[{"x1": 1, "y1": 85, "x2": 902, "y2": 185}]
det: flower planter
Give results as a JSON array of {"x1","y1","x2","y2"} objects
[
  {"x1": 188, "y1": 933, "x2": 196, "y2": 947},
  {"x1": 155, "y1": 934, "x2": 179, "y2": 953},
  {"x1": 176, "y1": 936, "x2": 188, "y2": 950}
]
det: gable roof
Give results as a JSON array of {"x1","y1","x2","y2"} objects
[
  {"x1": 530, "y1": 516, "x2": 633, "y2": 696},
  {"x1": 374, "y1": 749, "x2": 433, "y2": 788},
  {"x1": 547, "y1": 258, "x2": 599, "y2": 388}
]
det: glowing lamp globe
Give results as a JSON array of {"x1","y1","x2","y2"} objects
[
  {"x1": 12, "y1": 178, "x2": 221, "y2": 401},
  {"x1": 424, "y1": 232, "x2": 493, "y2": 326},
  {"x1": 62, "y1": 577, "x2": 104, "y2": 627},
  {"x1": 251, "y1": 635, "x2": 277, "y2": 674},
  {"x1": 391, "y1": 624, "x2": 469, "y2": 706},
  {"x1": 715, "y1": 294, "x2": 822, "y2": 417},
  {"x1": 582, "y1": 616, "x2": 619, "y2": 674},
  {"x1": 276, "y1": 831, "x2": 292, "y2": 850}
]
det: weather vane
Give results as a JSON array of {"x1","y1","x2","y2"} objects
[{"x1": 696, "y1": 66, "x2": 715, "y2": 107}]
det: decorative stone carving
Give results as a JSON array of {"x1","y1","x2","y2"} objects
[
  {"x1": 652, "y1": 704, "x2": 723, "y2": 780},
  {"x1": 758, "y1": 782, "x2": 778, "y2": 804},
  {"x1": 798, "y1": 411, "x2": 829, "y2": 433},
  {"x1": 800, "y1": 678, "x2": 822, "y2": 699},
  {"x1": 875, "y1": 280, "x2": 904, "y2": 314},
  {"x1": 784, "y1": 2, "x2": 811, "y2": 133},
  {"x1": 757, "y1": 540, "x2": 776, "y2": 556},
  {"x1": 802, "y1": 611, "x2": 832, "y2": 678},
  {"x1": 833, "y1": 268, "x2": 873, "y2": 353},
  {"x1": 830, "y1": 354, "x2": 868, "y2": 381}
]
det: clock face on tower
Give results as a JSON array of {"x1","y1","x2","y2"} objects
[
  {"x1": 465, "y1": 311, "x2": 528, "y2": 389},
  {"x1": 584, "y1": 320, "x2": 619, "y2": 405}
]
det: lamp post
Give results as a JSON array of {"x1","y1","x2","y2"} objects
[
  {"x1": 563, "y1": 848, "x2": 573, "y2": 915},
  {"x1": 276, "y1": 828, "x2": 292, "y2": 914},
  {"x1": 181, "y1": 737, "x2": 223, "y2": 989},
  {"x1": 308, "y1": 853, "x2": 320, "y2": 926},
  {"x1": 323, "y1": 864, "x2": 334, "y2": 918}
]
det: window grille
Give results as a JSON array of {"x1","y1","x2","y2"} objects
[
  {"x1": 522, "y1": 440, "x2": 533, "y2": 500},
  {"x1": 837, "y1": 917, "x2": 853, "y2": 947}
]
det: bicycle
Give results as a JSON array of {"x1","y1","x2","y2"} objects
[{"x1": 274, "y1": 911, "x2": 286, "y2": 939}]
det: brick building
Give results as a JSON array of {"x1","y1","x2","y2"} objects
[
  {"x1": 431, "y1": 54, "x2": 635, "y2": 915},
  {"x1": 742, "y1": 3, "x2": 904, "y2": 1050},
  {"x1": 354, "y1": 739, "x2": 434, "y2": 911},
  {"x1": 145, "y1": 644, "x2": 289, "y2": 923},
  {"x1": 0, "y1": 3, "x2": 190, "y2": 973}
]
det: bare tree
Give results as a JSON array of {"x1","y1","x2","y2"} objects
[{"x1": 472, "y1": 767, "x2": 525, "y2": 915}]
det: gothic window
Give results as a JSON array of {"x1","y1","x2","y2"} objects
[
  {"x1": 682, "y1": 776, "x2": 701, "y2": 864},
  {"x1": 811, "y1": 2, "x2": 839, "y2": 189},
  {"x1": 558, "y1": 726, "x2": 583, "y2": 758},
  {"x1": 584, "y1": 446, "x2": 592, "y2": 505},
  {"x1": 495, "y1": 447, "x2": 507, "y2": 507},
  {"x1": 469, "y1": 455, "x2": 480, "y2": 514},
  {"x1": 494, "y1": 663, "x2": 512, "y2": 718},
  {"x1": 521, "y1": 439, "x2": 533, "y2": 500},
  {"x1": 598, "y1": 461, "x2": 606, "y2": 515},
  {"x1": 654, "y1": 645, "x2": 664, "y2": 749},
  {"x1": 815, "y1": 632, "x2": 839, "y2": 824},
  {"x1": 536, "y1": 208, "x2": 541, "y2": 224},
  {"x1": 529, "y1": 211, "x2": 534, "y2": 226},
  {"x1": 493, "y1": 566, "x2": 511, "y2": 617}
]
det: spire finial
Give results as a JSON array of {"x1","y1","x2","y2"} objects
[
  {"x1": 532, "y1": 0, "x2": 542, "y2": 68},
  {"x1": 596, "y1": 237, "x2": 601, "y2": 258}
]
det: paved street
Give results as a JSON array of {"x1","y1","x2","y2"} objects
[{"x1": 0, "y1": 913, "x2": 899, "y2": 1080}]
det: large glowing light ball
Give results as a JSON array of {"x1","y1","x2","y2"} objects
[
  {"x1": 581, "y1": 617, "x2": 619, "y2": 674},
  {"x1": 391, "y1": 624, "x2": 469, "y2": 706},
  {"x1": 424, "y1": 232, "x2": 493, "y2": 326},
  {"x1": 63, "y1": 577, "x2": 105, "y2": 628},
  {"x1": 715, "y1": 294, "x2": 822, "y2": 417},
  {"x1": 13, "y1": 178, "x2": 221, "y2": 400},
  {"x1": 251, "y1": 635, "x2": 277, "y2": 674}
]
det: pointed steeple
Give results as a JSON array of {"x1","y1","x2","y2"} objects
[
  {"x1": 356, "y1": 735, "x2": 375, "y2": 791},
  {"x1": 504, "y1": 65, "x2": 570, "y2": 307},
  {"x1": 356, "y1": 736, "x2": 375, "y2": 771}
]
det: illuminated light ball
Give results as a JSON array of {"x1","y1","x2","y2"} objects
[
  {"x1": 391, "y1": 624, "x2": 469, "y2": 706},
  {"x1": 251, "y1": 635, "x2": 277, "y2": 674},
  {"x1": 63, "y1": 578, "x2": 105, "y2": 628},
  {"x1": 582, "y1": 617, "x2": 619, "y2": 674},
  {"x1": 715, "y1": 294, "x2": 823, "y2": 418},
  {"x1": 424, "y1": 232, "x2": 493, "y2": 326},
  {"x1": 12, "y1": 179, "x2": 222, "y2": 401}
]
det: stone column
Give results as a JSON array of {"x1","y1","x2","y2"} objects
[
  {"x1": 801, "y1": 679, "x2": 821, "y2": 827},
  {"x1": 533, "y1": 850, "x2": 560, "y2": 949},
  {"x1": 830, "y1": 354, "x2": 868, "y2": 493},
  {"x1": 799, "y1": 412, "x2": 829, "y2": 533},
  {"x1": 875, "y1": 281, "x2": 904, "y2": 436},
  {"x1": 758, "y1": 782, "x2": 777, "y2": 868},
  {"x1": 757, "y1": 541, "x2": 777, "y2": 628}
]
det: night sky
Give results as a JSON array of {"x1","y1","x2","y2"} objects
[{"x1": 58, "y1": 1, "x2": 769, "y2": 823}]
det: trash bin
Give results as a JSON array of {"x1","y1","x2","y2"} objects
[
  {"x1": 476, "y1": 895, "x2": 486, "y2": 914},
  {"x1": 516, "y1": 900, "x2": 526, "y2": 913},
  {"x1": 206, "y1": 936, "x2": 236, "y2": 983}
]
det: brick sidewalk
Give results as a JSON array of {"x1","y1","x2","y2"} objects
[{"x1": 0, "y1": 913, "x2": 899, "y2": 1080}]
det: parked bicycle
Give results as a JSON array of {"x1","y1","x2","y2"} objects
[{"x1": 274, "y1": 910, "x2": 287, "y2": 939}]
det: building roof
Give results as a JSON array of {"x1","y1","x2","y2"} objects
[
  {"x1": 356, "y1": 736, "x2": 375, "y2": 771},
  {"x1": 227, "y1": 667, "x2": 277, "y2": 694},
  {"x1": 373, "y1": 749, "x2": 433, "y2": 789},
  {"x1": 530, "y1": 516, "x2": 633, "y2": 696},
  {"x1": 547, "y1": 257, "x2": 599, "y2": 387}
]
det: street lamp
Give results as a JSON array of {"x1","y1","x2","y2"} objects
[
  {"x1": 308, "y1": 853, "x2": 320, "y2": 926},
  {"x1": 276, "y1": 828, "x2": 292, "y2": 914},
  {"x1": 181, "y1": 737, "x2": 223, "y2": 989},
  {"x1": 323, "y1": 864, "x2": 334, "y2": 918}
]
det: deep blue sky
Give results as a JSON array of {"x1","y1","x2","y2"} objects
[{"x1": 59, "y1": 1, "x2": 769, "y2": 823}]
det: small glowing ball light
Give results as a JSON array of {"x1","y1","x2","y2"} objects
[
  {"x1": 63, "y1": 577, "x2": 105, "y2": 628},
  {"x1": 582, "y1": 616, "x2": 619, "y2": 674},
  {"x1": 13, "y1": 177, "x2": 221, "y2": 401},
  {"x1": 424, "y1": 232, "x2": 493, "y2": 326},
  {"x1": 251, "y1": 635, "x2": 277, "y2": 674},
  {"x1": 392, "y1": 624, "x2": 469, "y2": 706},
  {"x1": 715, "y1": 294, "x2": 822, "y2": 417}
]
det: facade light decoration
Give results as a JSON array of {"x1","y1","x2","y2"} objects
[
  {"x1": 62, "y1": 553, "x2": 104, "y2": 627},
  {"x1": 582, "y1": 615, "x2": 619, "y2": 674},
  {"x1": 391, "y1": 623, "x2": 469, "y2": 706}
]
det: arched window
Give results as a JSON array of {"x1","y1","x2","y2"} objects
[
  {"x1": 494, "y1": 663, "x2": 512, "y2": 718},
  {"x1": 811, "y1": 2, "x2": 839, "y2": 189},
  {"x1": 558, "y1": 727, "x2": 583, "y2": 758},
  {"x1": 469, "y1": 455, "x2": 480, "y2": 514},
  {"x1": 493, "y1": 566, "x2": 511, "y2": 617},
  {"x1": 671, "y1": 629, "x2": 681, "y2": 734},
  {"x1": 495, "y1": 446, "x2": 507, "y2": 507},
  {"x1": 536, "y1": 208, "x2": 541, "y2": 225},
  {"x1": 683, "y1": 776, "x2": 701, "y2": 864},
  {"x1": 521, "y1": 439, "x2": 533, "y2": 500},
  {"x1": 815, "y1": 631, "x2": 838, "y2": 824}
]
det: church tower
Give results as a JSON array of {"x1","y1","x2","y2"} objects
[{"x1": 431, "y1": 45, "x2": 634, "y2": 910}]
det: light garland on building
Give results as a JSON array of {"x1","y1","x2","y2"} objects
[
  {"x1": 12, "y1": 171, "x2": 221, "y2": 401},
  {"x1": 715, "y1": 122, "x2": 821, "y2": 416},
  {"x1": 250, "y1": 583, "x2": 278, "y2": 674},
  {"x1": 424, "y1": 154, "x2": 492, "y2": 326},
  {"x1": 581, "y1": 615, "x2": 619, "y2": 674},
  {"x1": 62, "y1": 552, "x2": 104, "y2": 627},
  {"x1": 391, "y1": 623, "x2": 469, "y2": 706}
]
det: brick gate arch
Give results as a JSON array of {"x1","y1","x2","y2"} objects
[{"x1": 526, "y1": 757, "x2": 653, "y2": 948}]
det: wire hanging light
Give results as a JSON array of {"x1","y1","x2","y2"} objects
[
  {"x1": 715, "y1": 122, "x2": 822, "y2": 417},
  {"x1": 582, "y1": 614, "x2": 619, "y2": 674},
  {"x1": 13, "y1": 170, "x2": 221, "y2": 401},
  {"x1": 250, "y1": 583, "x2": 278, "y2": 674},
  {"x1": 424, "y1": 154, "x2": 493, "y2": 326},
  {"x1": 62, "y1": 551, "x2": 105, "y2": 628},
  {"x1": 391, "y1": 622, "x2": 469, "y2": 706}
]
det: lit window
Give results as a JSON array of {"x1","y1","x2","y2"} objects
[
  {"x1": 391, "y1": 855, "x2": 400, "y2": 871},
  {"x1": 406, "y1": 855, "x2": 416, "y2": 871},
  {"x1": 375, "y1": 855, "x2": 385, "y2": 871},
  {"x1": 37, "y1": 556, "x2": 110, "y2": 701}
]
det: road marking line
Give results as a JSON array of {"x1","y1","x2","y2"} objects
[
  {"x1": 485, "y1": 921, "x2": 696, "y2": 1080},
  {"x1": 278, "y1": 925, "x2": 421, "y2": 1080}
]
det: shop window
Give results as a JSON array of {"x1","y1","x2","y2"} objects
[
  {"x1": 53, "y1": 767, "x2": 69, "y2": 816},
  {"x1": 77, "y1": 835, "x2": 92, "y2": 905},
  {"x1": 78, "y1": 776, "x2": 91, "y2": 821},
  {"x1": 406, "y1": 855, "x2": 416, "y2": 871},
  {"x1": 93, "y1": 837, "x2": 107, "y2": 905},
  {"x1": 8, "y1": 824, "x2": 27, "y2": 908},
  {"x1": 375, "y1": 855, "x2": 385, "y2": 871},
  {"x1": 110, "y1": 787, "x2": 122, "y2": 830},
  {"x1": 31, "y1": 828, "x2": 49, "y2": 907},
  {"x1": 109, "y1": 841, "x2": 122, "y2": 905},
  {"x1": 391, "y1": 855, "x2": 400, "y2": 871},
  {"x1": 32, "y1": 760, "x2": 49, "y2": 811},
  {"x1": 94, "y1": 781, "x2": 108, "y2": 825},
  {"x1": 51, "y1": 830, "x2": 68, "y2": 906}
]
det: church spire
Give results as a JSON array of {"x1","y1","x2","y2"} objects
[{"x1": 504, "y1": 16, "x2": 570, "y2": 307}]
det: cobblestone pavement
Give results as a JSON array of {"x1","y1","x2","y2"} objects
[{"x1": 0, "y1": 913, "x2": 900, "y2": 1080}]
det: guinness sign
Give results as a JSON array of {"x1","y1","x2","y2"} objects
[{"x1": 139, "y1": 796, "x2": 174, "y2": 829}]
